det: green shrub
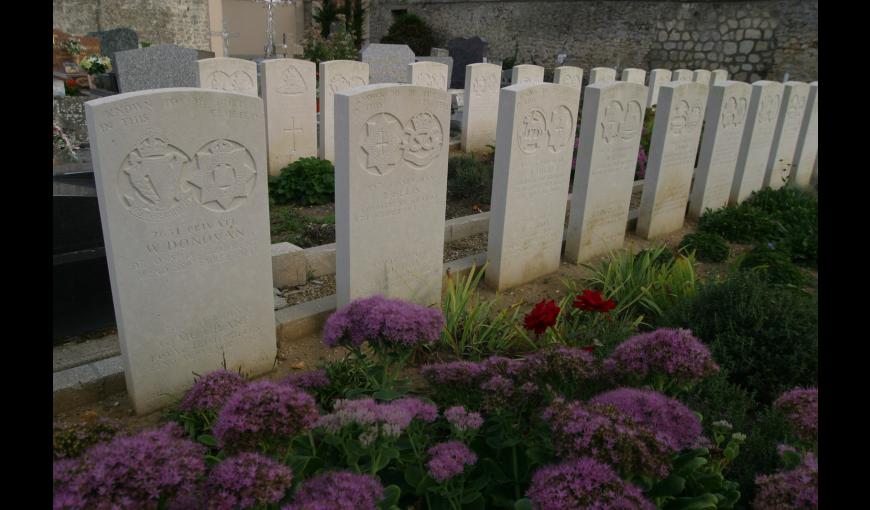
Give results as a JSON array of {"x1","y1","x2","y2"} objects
[
  {"x1": 739, "y1": 245, "x2": 805, "y2": 286},
  {"x1": 744, "y1": 187, "x2": 818, "y2": 267},
  {"x1": 726, "y1": 407, "x2": 792, "y2": 509},
  {"x1": 683, "y1": 370, "x2": 758, "y2": 437},
  {"x1": 659, "y1": 272, "x2": 817, "y2": 405},
  {"x1": 380, "y1": 13, "x2": 438, "y2": 56},
  {"x1": 302, "y1": 27, "x2": 358, "y2": 65},
  {"x1": 269, "y1": 157, "x2": 334, "y2": 205},
  {"x1": 697, "y1": 205, "x2": 779, "y2": 244},
  {"x1": 679, "y1": 232, "x2": 730, "y2": 262},
  {"x1": 447, "y1": 153, "x2": 494, "y2": 204}
]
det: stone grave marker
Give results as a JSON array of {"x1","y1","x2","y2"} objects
[
  {"x1": 636, "y1": 82, "x2": 708, "y2": 239},
  {"x1": 319, "y1": 60, "x2": 369, "y2": 163},
  {"x1": 87, "y1": 27, "x2": 139, "y2": 64},
  {"x1": 673, "y1": 69, "x2": 693, "y2": 81},
  {"x1": 461, "y1": 63, "x2": 502, "y2": 152},
  {"x1": 334, "y1": 84, "x2": 451, "y2": 307},
  {"x1": 589, "y1": 67, "x2": 616, "y2": 84},
  {"x1": 197, "y1": 57, "x2": 258, "y2": 97},
  {"x1": 416, "y1": 56, "x2": 453, "y2": 88},
  {"x1": 431, "y1": 48, "x2": 449, "y2": 57},
  {"x1": 84, "y1": 88, "x2": 276, "y2": 414},
  {"x1": 511, "y1": 64, "x2": 545, "y2": 85},
  {"x1": 711, "y1": 69, "x2": 728, "y2": 84},
  {"x1": 730, "y1": 81, "x2": 784, "y2": 204},
  {"x1": 408, "y1": 61, "x2": 449, "y2": 91},
  {"x1": 646, "y1": 69, "x2": 672, "y2": 107},
  {"x1": 564, "y1": 81, "x2": 646, "y2": 264},
  {"x1": 261, "y1": 58, "x2": 317, "y2": 175},
  {"x1": 811, "y1": 154, "x2": 818, "y2": 185},
  {"x1": 693, "y1": 69, "x2": 712, "y2": 85},
  {"x1": 764, "y1": 81, "x2": 810, "y2": 189},
  {"x1": 791, "y1": 81, "x2": 818, "y2": 188},
  {"x1": 115, "y1": 44, "x2": 198, "y2": 93},
  {"x1": 485, "y1": 83, "x2": 581, "y2": 290},
  {"x1": 687, "y1": 81, "x2": 752, "y2": 219},
  {"x1": 447, "y1": 36, "x2": 489, "y2": 89},
  {"x1": 54, "y1": 79, "x2": 66, "y2": 97},
  {"x1": 553, "y1": 66, "x2": 584, "y2": 90},
  {"x1": 621, "y1": 68, "x2": 646, "y2": 85},
  {"x1": 361, "y1": 43, "x2": 415, "y2": 83}
]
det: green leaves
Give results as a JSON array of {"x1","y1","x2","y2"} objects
[
  {"x1": 269, "y1": 157, "x2": 334, "y2": 206},
  {"x1": 378, "y1": 484, "x2": 401, "y2": 510},
  {"x1": 196, "y1": 434, "x2": 217, "y2": 447}
]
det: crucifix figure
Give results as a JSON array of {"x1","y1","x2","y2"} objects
[
  {"x1": 253, "y1": 0, "x2": 295, "y2": 58},
  {"x1": 211, "y1": 20, "x2": 239, "y2": 57},
  {"x1": 284, "y1": 117, "x2": 303, "y2": 155}
]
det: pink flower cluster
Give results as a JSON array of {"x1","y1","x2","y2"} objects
[
  {"x1": 316, "y1": 397, "x2": 437, "y2": 445},
  {"x1": 282, "y1": 471, "x2": 384, "y2": 510},
  {"x1": 444, "y1": 406, "x2": 484, "y2": 433},
  {"x1": 753, "y1": 452, "x2": 818, "y2": 509},
  {"x1": 604, "y1": 328, "x2": 719, "y2": 387},
  {"x1": 527, "y1": 457, "x2": 655, "y2": 510},
  {"x1": 773, "y1": 387, "x2": 818, "y2": 444},
  {"x1": 427, "y1": 441, "x2": 478, "y2": 483},
  {"x1": 205, "y1": 452, "x2": 293, "y2": 510},
  {"x1": 178, "y1": 370, "x2": 246, "y2": 414},
  {"x1": 322, "y1": 295, "x2": 444, "y2": 349}
]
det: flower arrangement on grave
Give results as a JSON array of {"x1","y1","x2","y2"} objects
[
  {"x1": 64, "y1": 78, "x2": 81, "y2": 96},
  {"x1": 80, "y1": 55, "x2": 112, "y2": 75},
  {"x1": 61, "y1": 38, "x2": 83, "y2": 57}
]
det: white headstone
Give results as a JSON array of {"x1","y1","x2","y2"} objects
[
  {"x1": 485, "y1": 83, "x2": 581, "y2": 290},
  {"x1": 564, "y1": 81, "x2": 646, "y2": 264},
  {"x1": 84, "y1": 88, "x2": 276, "y2": 414},
  {"x1": 673, "y1": 69, "x2": 694, "y2": 81},
  {"x1": 335, "y1": 84, "x2": 450, "y2": 307},
  {"x1": 511, "y1": 64, "x2": 545, "y2": 85},
  {"x1": 553, "y1": 66, "x2": 584, "y2": 90},
  {"x1": 197, "y1": 57, "x2": 258, "y2": 97},
  {"x1": 54, "y1": 79, "x2": 66, "y2": 97},
  {"x1": 408, "y1": 61, "x2": 449, "y2": 91},
  {"x1": 589, "y1": 67, "x2": 617, "y2": 84},
  {"x1": 261, "y1": 58, "x2": 317, "y2": 175},
  {"x1": 646, "y1": 69, "x2": 672, "y2": 107},
  {"x1": 461, "y1": 63, "x2": 502, "y2": 152},
  {"x1": 621, "y1": 68, "x2": 647, "y2": 85},
  {"x1": 693, "y1": 69, "x2": 712, "y2": 85},
  {"x1": 811, "y1": 154, "x2": 818, "y2": 186},
  {"x1": 319, "y1": 60, "x2": 369, "y2": 164},
  {"x1": 636, "y1": 82, "x2": 708, "y2": 239},
  {"x1": 711, "y1": 70, "x2": 728, "y2": 84},
  {"x1": 687, "y1": 81, "x2": 752, "y2": 219},
  {"x1": 764, "y1": 81, "x2": 810, "y2": 189},
  {"x1": 361, "y1": 43, "x2": 416, "y2": 83},
  {"x1": 791, "y1": 81, "x2": 818, "y2": 188},
  {"x1": 729, "y1": 81, "x2": 784, "y2": 204}
]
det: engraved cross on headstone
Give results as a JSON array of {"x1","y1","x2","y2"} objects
[
  {"x1": 284, "y1": 117, "x2": 303, "y2": 154},
  {"x1": 211, "y1": 20, "x2": 240, "y2": 57}
]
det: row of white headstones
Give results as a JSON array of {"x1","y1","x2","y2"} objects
[{"x1": 83, "y1": 57, "x2": 817, "y2": 414}]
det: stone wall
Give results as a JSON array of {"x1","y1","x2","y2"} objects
[
  {"x1": 367, "y1": 0, "x2": 818, "y2": 82},
  {"x1": 53, "y1": 0, "x2": 211, "y2": 51}
]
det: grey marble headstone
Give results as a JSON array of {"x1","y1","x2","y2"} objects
[
  {"x1": 54, "y1": 79, "x2": 66, "y2": 97},
  {"x1": 416, "y1": 56, "x2": 453, "y2": 88},
  {"x1": 87, "y1": 28, "x2": 139, "y2": 63},
  {"x1": 447, "y1": 36, "x2": 489, "y2": 89},
  {"x1": 361, "y1": 43, "x2": 415, "y2": 83},
  {"x1": 115, "y1": 44, "x2": 198, "y2": 93}
]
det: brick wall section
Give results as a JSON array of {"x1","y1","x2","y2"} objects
[{"x1": 367, "y1": 0, "x2": 817, "y2": 82}]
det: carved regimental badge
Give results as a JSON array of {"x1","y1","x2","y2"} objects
[
  {"x1": 518, "y1": 109, "x2": 547, "y2": 154},
  {"x1": 402, "y1": 113, "x2": 444, "y2": 168},
  {"x1": 330, "y1": 74, "x2": 367, "y2": 94},
  {"x1": 471, "y1": 72, "x2": 498, "y2": 97},
  {"x1": 361, "y1": 113, "x2": 404, "y2": 176},
  {"x1": 188, "y1": 139, "x2": 257, "y2": 212},
  {"x1": 277, "y1": 65, "x2": 306, "y2": 94},
  {"x1": 670, "y1": 100, "x2": 703, "y2": 135},
  {"x1": 720, "y1": 96, "x2": 748, "y2": 129},
  {"x1": 209, "y1": 71, "x2": 255, "y2": 93},
  {"x1": 758, "y1": 93, "x2": 781, "y2": 125},
  {"x1": 601, "y1": 100, "x2": 643, "y2": 143},
  {"x1": 548, "y1": 106, "x2": 574, "y2": 152},
  {"x1": 119, "y1": 137, "x2": 196, "y2": 222}
]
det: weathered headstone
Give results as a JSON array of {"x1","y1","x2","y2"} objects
[
  {"x1": 564, "y1": 81, "x2": 646, "y2": 264},
  {"x1": 693, "y1": 69, "x2": 712, "y2": 85},
  {"x1": 711, "y1": 69, "x2": 728, "y2": 84},
  {"x1": 687, "y1": 81, "x2": 752, "y2": 219},
  {"x1": 261, "y1": 58, "x2": 317, "y2": 175},
  {"x1": 196, "y1": 50, "x2": 217, "y2": 60},
  {"x1": 416, "y1": 56, "x2": 453, "y2": 88},
  {"x1": 511, "y1": 64, "x2": 545, "y2": 85},
  {"x1": 361, "y1": 43, "x2": 415, "y2": 83},
  {"x1": 197, "y1": 57, "x2": 258, "y2": 97},
  {"x1": 646, "y1": 69, "x2": 672, "y2": 107},
  {"x1": 115, "y1": 44, "x2": 198, "y2": 93},
  {"x1": 589, "y1": 67, "x2": 616, "y2": 84},
  {"x1": 673, "y1": 69, "x2": 693, "y2": 81},
  {"x1": 431, "y1": 48, "x2": 449, "y2": 57},
  {"x1": 319, "y1": 60, "x2": 369, "y2": 163},
  {"x1": 54, "y1": 79, "x2": 66, "y2": 97},
  {"x1": 87, "y1": 27, "x2": 139, "y2": 64},
  {"x1": 408, "y1": 61, "x2": 449, "y2": 91},
  {"x1": 485, "y1": 83, "x2": 580, "y2": 290},
  {"x1": 764, "y1": 81, "x2": 810, "y2": 189},
  {"x1": 729, "y1": 81, "x2": 784, "y2": 204},
  {"x1": 334, "y1": 84, "x2": 450, "y2": 307},
  {"x1": 461, "y1": 63, "x2": 501, "y2": 152},
  {"x1": 84, "y1": 88, "x2": 276, "y2": 414},
  {"x1": 553, "y1": 66, "x2": 584, "y2": 90},
  {"x1": 636, "y1": 82, "x2": 708, "y2": 239},
  {"x1": 447, "y1": 36, "x2": 489, "y2": 89},
  {"x1": 621, "y1": 68, "x2": 646, "y2": 85},
  {"x1": 791, "y1": 81, "x2": 818, "y2": 188}
]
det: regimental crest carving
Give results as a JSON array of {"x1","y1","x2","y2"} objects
[
  {"x1": 277, "y1": 65, "x2": 306, "y2": 94},
  {"x1": 670, "y1": 100, "x2": 702, "y2": 135},
  {"x1": 361, "y1": 113, "x2": 404, "y2": 176},
  {"x1": 402, "y1": 112, "x2": 444, "y2": 168},
  {"x1": 471, "y1": 72, "x2": 498, "y2": 97},
  {"x1": 119, "y1": 137, "x2": 195, "y2": 222},
  {"x1": 785, "y1": 93, "x2": 806, "y2": 123},
  {"x1": 187, "y1": 139, "x2": 257, "y2": 212},
  {"x1": 758, "y1": 93, "x2": 781, "y2": 124},
  {"x1": 548, "y1": 106, "x2": 574, "y2": 152},
  {"x1": 330, "y1": 73, "x2": 367, "y2": 94},
  {"x1": 562, "y1": 72, "x2": 583, "y2": 88},
  {"x1": 518, "y1": 109, "x2": 547, "y2": 154},
  {"x1": 209, "y1": 70, "x2": 255, "y2": 93},
  {"x1": 601, "y1": 100, "x2": 643, "y2": 143},
  {"x1": 418, "y1": 72, "x2": 447, "y2": 89},
  {"x1": 720, "y1": 95, "x2": 748, "y2": 128}
]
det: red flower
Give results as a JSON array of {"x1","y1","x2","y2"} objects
[
  {"x1": 523, "y1": 299, "x2": 560, "y2": 335},
  {"x1": 573, "y1": 289, "x2": 616, "y2": 313},
  {"x1": 581, "y1": 345, "x2": 596, "y2": 353}
]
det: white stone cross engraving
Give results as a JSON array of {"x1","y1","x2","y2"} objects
[{"x1": 284, "y1": 117, "x2": 303, "y2": 155}]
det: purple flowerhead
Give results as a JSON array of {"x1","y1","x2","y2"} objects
[
  {"x1": 178, "y1": 369, "x2": 246, "y2": 414},
  {"x1": 213, "y1": 381, "x2": 319, "y2": 451},
  {"x1": 316, "y1": 398, "x2": 423, "y2": 445},
  {"x1": 391, "y1": 397, "x2": 439, "y2": 423},
  {"x1": 427, "y1": 441, "x2": 478, "y2": 483},
  {"x1": 420, "y1": 360, "x2": 487, "y2": 386},
  {"x1": 526, "y1": 457, "x2": 655, "y2": 510},
  {"x1": 322, "y1": 295, "x2": 444, "y2": 349},
  {"x1": 283, "y1": 471, "x2": 384, "y2": 510},
  {"x1": 282, "y1": 369, "x2": 331, "y2": 391},
  {"x1": 205, "y1": 452, "x2": 293, "y2": 510},
  {"x1": 753, "y1": 452, "x2": 818, "y2": 509},
  {"x1": 523, "y1": 346, "x2": 598, "y2": 383},
  {"x1": 605, "y1": 328, "x2": 719, "y2": 387},
  {"x1": 774, "y1": 387, "x2": 818, "y2": 444},
  {"x1": 589, "y1": 388, "x2": 703, "y2": 452},
  {"x1": 444, "y1": 406, "x2": 484, "y2": 433},
  {"x1": 53, "y1": 423, "x2": 206, "y2": 510}
]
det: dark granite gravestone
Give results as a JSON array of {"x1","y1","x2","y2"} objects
[
  {"x1": 114, "y1": 44, "x2": 198, "y2": 92},
  {"x1": 446, "y1": 36, "x2": 488, "y2": 89},
  {"x1": 87, "y1": 28, "x2": 139, "y2": 63}
]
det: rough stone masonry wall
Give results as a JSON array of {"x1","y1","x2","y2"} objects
[
  {"x1": 53, "y1": 0, "x2": 211, "y2": 51},
  {"x1": 367, "y1": 0, "x2": 818, "y2": 82}
]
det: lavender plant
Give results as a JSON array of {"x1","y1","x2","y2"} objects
[{"x1": 204, "y1": 452, "x2": 293, "y2": 509}]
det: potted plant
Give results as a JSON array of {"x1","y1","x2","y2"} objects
[{"x1": 80, "y1": 55, "x2": 112, "y2": 89}]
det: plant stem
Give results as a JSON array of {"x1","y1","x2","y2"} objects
[
  {"x1": 308, "y1": 431, "x2": 317, "y2": 457},
  {"x1": 512, "y1": 445, "x2": 520, "y2": 500}
]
